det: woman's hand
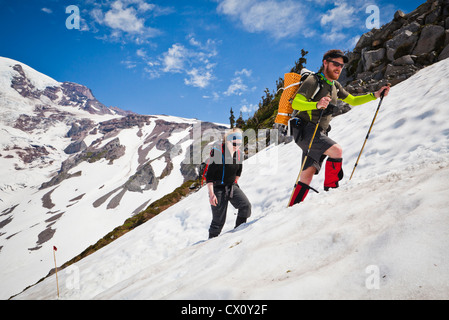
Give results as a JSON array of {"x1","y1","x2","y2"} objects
[
  {"x1": 207, "y1": 182, "x2": 218, "y2": 206},
  {"x1": 209, "y1": 193, "x2": 218, "y2": 206}
]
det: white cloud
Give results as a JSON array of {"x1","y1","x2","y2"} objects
[
  {"x1": 136, "y1": 49, "x2": 147, "y2": 57},
  {"x1": 321, "y1": 31, "x2": 347, "y2": 43},
  {"x1": 184, "y1": 68, "x2": 213, "y2": 88},
  {"x1": 240, "y1": 99, "x2": 258, "y2": 114},
  {"x1": 224, "y1": 68, "x2": 253, "y2": 96},
  {"x1": 104, "y1": 1, "x2": 145, "y2": 33},
  {"x1": 143, "y1": 37, "x2": 219, "y2": 88},
  {"x1": 235, "y1": 68, "x2": 252, "y2": 77},
  {"x1": 320, "y1": 2, "x2": 357, "y2": 31},
  {"x1": 217, "y1": 0, "x2": 306, "y2": 39},
  {"x1": 161, "y1": 44, "x2": 189, "y2": 73},
  {"x1": 41, "y1": 8, "x2": 53, "y2": 14},
  {"x1": 224, "y1": 77, "x2": 247, "y2": 96},
  {"x1": 203, "y1": 92, "x2": 220, "y2": 100},
  {"x1": 121, "y1": 60, "x2": 137, "y2": 69},
  {"x1": 89, "y1": 0, "x2": 164, "y2": 43},
  {"x1": 319, "y1": 1, "x2": 372, "y2": 44}
]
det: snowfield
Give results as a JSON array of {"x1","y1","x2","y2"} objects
[{"x1": 9, "y1": 59, "x2": 449, "y2": 300}]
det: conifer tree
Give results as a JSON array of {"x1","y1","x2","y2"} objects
[
  {"x1": 236, "y1": 111, "x2": 245, "y2": 128},
  {"x1": 229, "y1": 107, "x2": 235, "y2": 128}
]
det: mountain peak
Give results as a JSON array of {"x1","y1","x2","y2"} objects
[{"x1": 0, "y1": 56, "x2": 228, "y2": 300}]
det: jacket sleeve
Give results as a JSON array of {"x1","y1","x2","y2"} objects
[
  {"x1": 236, "y1": 164, "x2": 242, "y2": 177},
  {"x1": 342, "y1": 93, "x2": 377, "y2": 106},
  {"x1": 292, "y1": 93, "x2": 318, "y2": 111},
  {"x1": 205, "y1": 147, "x2": 222, "y2": 183},
  {"x1": 205, "y1": 162, "x2": 218, "y2": 183}
]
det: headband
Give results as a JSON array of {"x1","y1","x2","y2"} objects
[{"x1": 227, "y1": 132, "x2": 242, "y2": 141}]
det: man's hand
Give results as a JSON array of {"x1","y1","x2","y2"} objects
[
  {"x1": 374, "y1": 85, "x2": 391, "y2": 98},
  {"x1": 317, "y1": 96, "x2": 332, "y2": 109}
]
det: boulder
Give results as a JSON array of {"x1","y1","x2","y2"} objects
[
  {"x1": 384, "y1": 64, "x2": 420, "y2": 85},
  {"x1": 438, "y1": 43, "x2": 449, "y2": 61},
  {"x1": 386, "y1": 30, "x2": 419, "y2": 61},
  {"x1": 425, "y1": 7, "x2": 441, "y2": 24},
  {"x1": 392, "y1": 55, "x2": 415, "y2": 66},
  {"x1": 64, "y1": 140, "x2": 87, "y2": 154},
  {"x1": 354, "y1": 31, "x2": 374, "y2": 53},
  {"x1": 363, "y1": 48, "x2": 386, "y2": 71},
  {"x1": 412, "y1": 24, "x2": 445, "y2": 55},
  {"x1": 394, "y1": 10, "x2": 406, "y2": 20},
  {"x1": 391, "y1": 21, "x2": 420, "y2": 38}
]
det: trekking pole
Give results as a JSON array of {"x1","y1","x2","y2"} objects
[
  {"x1": 287, "y1": 108, "x2": 325, "y2": 207},
  {"x1": 349, "y1": 84, "x2": 390, "y2": 180}
]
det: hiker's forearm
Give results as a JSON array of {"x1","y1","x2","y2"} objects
[
  {"x1": 292, "y1": 94, "x2": 318, "y2": 111},
  {"x1": 343, "y1": 93, "x2": 377, "y2": 106}
]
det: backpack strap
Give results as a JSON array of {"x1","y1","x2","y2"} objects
[{"x1": 310, "y1": 73, "x2": 324, "y2": 101}]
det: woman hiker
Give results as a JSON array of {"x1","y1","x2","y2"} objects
[
  {"x1": 290, "y1": 49, "x2": 390, "y2": 205},
  {"x1": 206, "y1": 128, "x2": 251, "y2": 238}
]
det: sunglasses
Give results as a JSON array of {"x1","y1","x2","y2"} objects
[
  {"x1": 232, "y1": 142, "x2": 241, "y2": 147},
  {"x1": 327, "y1": 60, "x2": 345, "y2": 68}
]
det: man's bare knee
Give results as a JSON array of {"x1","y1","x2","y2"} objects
[{"x1": 325, "y1": 144, "x2": 343, "y2": 158}]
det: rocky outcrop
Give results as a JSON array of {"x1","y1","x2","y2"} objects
[
  {"x1": 64, "y1": 140, "x2": 87, "y2": 154},
  {"x1": 59, "y1": 82, "x2": 113, "y2": 115},
  {"x1": 342, "y1": 0, "x2": 449, "y2": 94},
  {"x1": 41, "y1": 137, "x2": 126, "y2": 189},
  {"x1": 10, "y1": 64, "x2": 131, "y2": 117},
  {"x1": 99, "y1": 114, "x2": 154, "y2": 133},
  {"x1": 125, "y1": 162, "x2": 158, "y2": 193}
]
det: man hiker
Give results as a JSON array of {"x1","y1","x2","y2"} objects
[
  {"x1": 290, "y1": 49, "x2": 390, "y2": 205},
  {"x1": 206, "y1": 128, "x2": 251, "y2": 238}
]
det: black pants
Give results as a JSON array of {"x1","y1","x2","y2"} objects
[{"x1": 209, "y1": 184, "x2": 251, "y2": 238}]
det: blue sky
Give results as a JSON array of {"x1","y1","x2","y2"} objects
[{"x1": 0, "y1": 0, "x2": 424, "y2": 124}]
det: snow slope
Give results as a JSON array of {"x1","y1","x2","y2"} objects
[
  {"x1": 1, "y1": 57, "x2": 227, "y2": 300},
  {"x1": 11, "y1": 59, "x2": 449, "y2": 300}
]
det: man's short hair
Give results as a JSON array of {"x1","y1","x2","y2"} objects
[{"x1": 323, "y1": 49, "x2": 348, "y2": 63}]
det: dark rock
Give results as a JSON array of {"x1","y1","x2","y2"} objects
[
  {"x1": 438, "y1": 43, "x2": 449, "y2": 60},
  {"x1": 394, "y1": 10, "x2": 406, "y2": 20},
  {"x1": 125, "y1": 162, "x2": 158, "y2": 193},
  {"x1": 64, "y1": 140, "x2": 87, "y2": 154},
  {"x1": 412, "y1": 24, "x2": 445, "y2": 56}
]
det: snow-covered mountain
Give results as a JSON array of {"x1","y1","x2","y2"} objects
[
  {"x1": 0, "y1": 57, "x2": 227, "y2": 299},
  {"x1": 10, "y1": 58, "x2": 449, "y2": 300}
]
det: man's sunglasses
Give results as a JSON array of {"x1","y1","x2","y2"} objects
[
  {"x1": 232, "y1": 142, "x2": 241, "y2": 147},
  {"x1": 327, "y1": 60, "x2": 345, "y2": 68}
]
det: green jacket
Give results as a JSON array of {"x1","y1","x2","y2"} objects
[{"x1": 291, "y1": 73, "x2": 377, "y2": 131}]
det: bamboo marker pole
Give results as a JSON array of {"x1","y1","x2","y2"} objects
[{"x1": 53, "y1": 246, "x2": 59, "y2": 298}]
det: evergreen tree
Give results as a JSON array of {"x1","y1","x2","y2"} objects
[
  {"x1": 229, "y1": 107, "x2": 235, "y2": 128},
  {"x1": 236, "y1": 112, "x2": 245, "y2": 129},
  {"x1": 290, "y1": 49, "x2": 308, "y2": 74}
]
